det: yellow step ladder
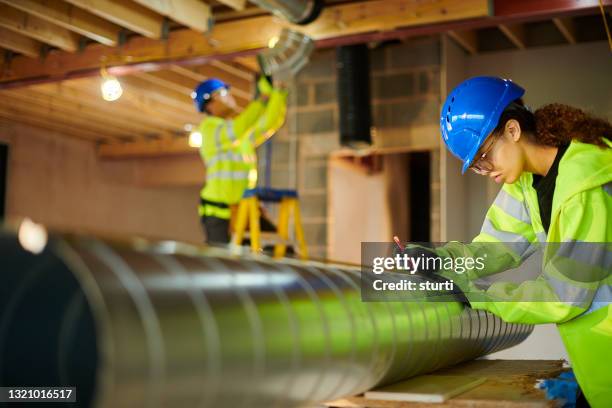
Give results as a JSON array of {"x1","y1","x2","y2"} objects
[{"x1": 231, "y1": 188, "x2": 308, "y2": 259}]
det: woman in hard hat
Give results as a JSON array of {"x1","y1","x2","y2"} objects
[{"x1": 437, "y1": 76, "x2": 611, "y2": 407}]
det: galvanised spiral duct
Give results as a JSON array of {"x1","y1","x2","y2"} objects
[
  {"x1": 0, "y1": 232, "x2": 533, "y2": 407},
  {"x1": 248, "y1": 0, "x2": 324, "y2": 25}
]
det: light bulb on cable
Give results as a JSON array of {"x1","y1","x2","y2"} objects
[
  {"x1": 268, "y1": 36, "x2": 279, "y2": 48},
  {"x1": 189, "y1": 131, "x2": 202, "y2": 148},
  {"x1": 101, "y1": 76, "x2": 123, "y2": 101},
  {"x1": 18, "y1": 218, "x2": 48, "y2": 254},
  {"x1": 100, "y1": 66, "x2": 123, "y2": 101}
]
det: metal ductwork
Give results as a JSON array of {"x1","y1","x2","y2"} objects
[
  {"x1": 337, "y1": 44, "x2": 373, "y2": 148},
  {"x1": 249, "y1": 0, "x2": 324, "y2": 25},
  {"x1": 257, "y1": 28, "x2": 315, "y2": 77},
  {"x1": 0, "y1": 231, "x2": 533, "y2": 407}
]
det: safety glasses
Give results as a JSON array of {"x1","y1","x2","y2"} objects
[{"x1": 470, "y1": 133, "x2": 502, "y2": 175}]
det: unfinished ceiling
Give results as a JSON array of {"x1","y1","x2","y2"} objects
[{"x1": 0, "y1": 0, "x2": 609, "y2": 158}]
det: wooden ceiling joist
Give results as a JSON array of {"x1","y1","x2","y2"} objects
[
  {"x1": 233, "y1": 56, "x2": 260, "y2": 72},
  {"x1": 114, "y1": 76, "x2": 203, "y2": 124},
  {"x1": 216, "y1": 0, "x2": 247, "y2": 12},
  {"x1": 138, "y1": 70, "x2": 198, "y2": 95},
  {"x1": 136, "y1": 69, "x2": 249, "y2": 108},
  {"x1": 0, "y1": 26, "x2": 42, "y2": 58},
  {"x1": 64, "y1": 0, "x2": 164, "y2": 39},
  {"x1": 33, "y1": 80, "x2": 191, "y2": 131},
  {"x1": 0, "y1": 107, "x2": 109, "y2": 142},
  {"x1": 106, "y1": 93, "x2": 197, "y2": 128},
  {"x1": 498, "y1": 23, "x2": 527, "y2": 49},
  {"x1": 2, "y1": 0, "x2": 122, "y2": 46},
  {"x1": 210, "y1": 60, "x2": 255, "y2": 82},
  {"x1": 131, "y1": 0, "x2": 211, "y2": 33},
  {"x1": 0, "y1": 0, "x2": 491, "y2": 86},
  {"x1": 121, "y1": 75, "x2": 195, "y2": 111},
  {"x1": 170, "y1": 65, "x2": 252, "y2": 101},
  {"x1": 3, "y1": 88, "x2": 176, "y2": 136},
  {"x1": 135, "y1": 69, "x2": 249, "y2": 115},
  {"x1": 0, "y1": 4, "x2": 81, "y2": 52},
  {"x1": 0, "y1": 94, "x2": 132, "y2": 140},
  {"x1": 552, "y1": 17, "x2": 576, "y2": 44},
  {"x1": 447, "y1": 29, "x2": 478, "y2": 54}
]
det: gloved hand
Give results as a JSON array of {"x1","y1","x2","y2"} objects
[
  {"x1": 392, "y1": 242, "x2": 441, "y2": 274},
  {"x1": 254, "y1": 73, "x2": 274, "y2": 101},
  {"x1": 393, "y1": 241, "x2": 471, "y2": 306},
  {"x1": 536, "y1": 370, "x2": 578, "y2": 407}
]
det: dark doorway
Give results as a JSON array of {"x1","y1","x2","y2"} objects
[
  {"x1": 408, "y1": 151, "x2": 431, "y2": 241},
  {"x1": 0, "y1": 143, "x2": 7, "y2": 219}
]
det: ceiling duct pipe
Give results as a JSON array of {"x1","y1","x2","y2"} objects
[
  {"x1": 337, "y1": 44, "x2": 373, "y2": 148},
  {"x1": 0, "y1": 231, "x2": 533, "y2": 407},
  {"x1": 257, "y1": 28, "x2": 315, "y2": 77},
  {"x1": 249, "y1": 0, "x2": 324, "y2": 25}
]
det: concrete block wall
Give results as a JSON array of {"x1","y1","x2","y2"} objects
[
  {"x1": 259, "y1": 36, "x2": 442, "y2": 258},
  {"x1": 0, "y1": 122, "x2": 205, "y2": 243}
]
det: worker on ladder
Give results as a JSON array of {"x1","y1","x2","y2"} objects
[
  {"x1": 402, "y1": 76, "x2": 610, "y2": 407},
  {"x1": 192, "y1": 76, "x2": 288, "y2": 244}
]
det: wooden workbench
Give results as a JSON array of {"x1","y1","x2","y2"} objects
[{"x1": 324, "y1": 360, "x2": 566, "y2": 408}]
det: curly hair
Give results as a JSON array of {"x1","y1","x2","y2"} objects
[{"x1": 492, "y1": 100, "x2": 611, "y2": 148}]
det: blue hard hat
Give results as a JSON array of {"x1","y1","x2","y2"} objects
[
  {"x1": 440, "y1": 76, "x2": 525, "y2": 174},
  {"x1": 191, "y1": 78, "x2": 229, "y2": 112}
]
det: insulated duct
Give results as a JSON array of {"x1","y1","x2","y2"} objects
[
  {"x1": 249, "y1": 0, "x2": 324, "y2": 25},
  {"x1": 337, "y1": 44, "x2": 372, "y2": 148},
  {"x1": 0, "y1": 231, "x2": 533, "y2": 407},
  {"x1": 257, "y1": 28, "x2": 315, "y2": 77}
]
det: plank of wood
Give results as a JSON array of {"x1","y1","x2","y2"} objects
[
  {"x1": 365, "y1": 375, "x2": 486, "y2": 403},
  {"x1": 0, "y1": 4, "x2": 80, "y2": 52},
  {"x1": 0, "y1": 95, "x2": 128, "y2": 139},
  {"x1": 499, "y1": 23, "x2": 526, "y2": 49},
  {"x1": 447, "y1": 29, "x2": 478, "y2": 54},
  {"x1": 216, "y1": 0, "x2": 246, "y2": 11},
  {"x1": 131, "y1": 0, "x2": 211, "y2": 32},
  {"x1": 552, "y1": 17, "x2": 576, "y2": 44},
  {"x1": 234, "y1": 56, "x2": 260, "y2": 72},
  {"x1": 169, "y1": 65, "x2": 252, "y2": 102},
  {"x1": 2, "y1": 88, "x2": 176, "y2": 136},
  {"x1": 0, "y1": 26, "x2": 41, "y2": 58},
  {"x1": 0, "y1": 110, "x2": 107, "y2": 142},
  {"x1": 2, "y1": 0, "x2": 121, "y2": 46},
  {"x1": 32, "y1": 79, "x2": 192, "y2": 130},
  {"x1": 65, "y1": 0, "x2": 163, "y2": 39},
  {"x1": 325, "y1": 360, "x2": 565, "y2": 408}
]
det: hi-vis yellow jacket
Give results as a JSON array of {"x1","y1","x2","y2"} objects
[
  {"x1": 436, "y1": 139, "x2": 612, "y2": 407},
  {"x1": 198, "y1": 77, "x2": 288, "y2": 219}
]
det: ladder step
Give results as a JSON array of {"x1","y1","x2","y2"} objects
[{"x1": 241, "y1": 231, "x2": 294, "y2": 245}]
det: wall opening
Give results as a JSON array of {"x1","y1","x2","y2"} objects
[
  {"x1": 0, "y1": 143, "x2": 7, "y2": 220},
  {"x1": 408, "y1": 151, "x2": 431, "y2": 241}
]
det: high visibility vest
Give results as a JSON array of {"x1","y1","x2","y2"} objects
[
  {"x1": 436, "y1": 139, "x2": 612, "y2": 407},
  {"x1": 198, "y1": 79, "x2": 288, "y2": 219}
]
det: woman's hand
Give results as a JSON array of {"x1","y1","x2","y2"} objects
[{"x1": 393, "y1": 244, "x2": 442, "y2": 274}]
